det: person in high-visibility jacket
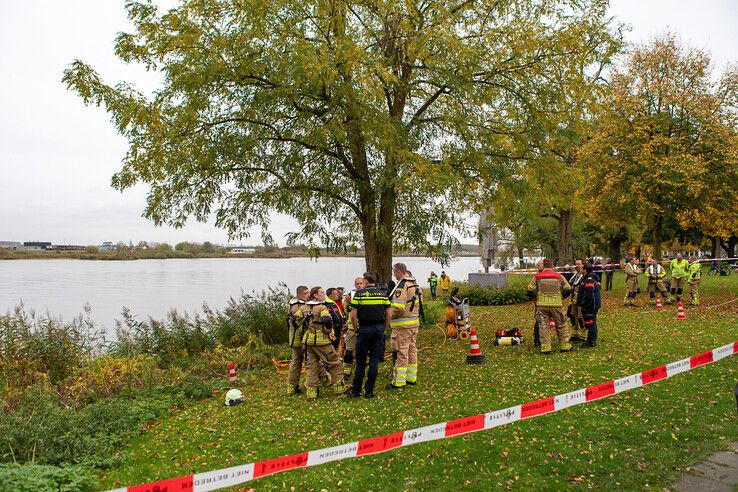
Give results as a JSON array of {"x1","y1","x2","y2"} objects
[
  {"x1": 427, "y1": 272, "x2": 438, "y2": 300},
  {"x1": 387, "y1": 262, "x2": 421, "y2": 389},
  {"x1": 341, "y1": 277, "x2": 366, "y2": 381},
  {"x1": 645, "y1": 258, "x2": 671, "y2": 305},
  {"x1": 669, "y1": 253, "x2": 690, "y2": 303},
  {"x1": 438, "y1": 271, "x2": 451, "y2": 294},
  {"x1": 687, "y1": 257, "x2": 702, "y2": 306},
  {"x1": 623, "y1": 257, "x2": 641, "y2": 306},
  {"x1": 526, "y1": 258, "x2": 573, "y2": 354},
  {"x1": 302, "y1": 286, "x2": 344, "y2": 399},
  {"x1": 286, "y1": 285, "x2": 310, "y2": 395}
]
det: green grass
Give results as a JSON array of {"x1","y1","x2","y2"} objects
[{"x1": 99, "y1": 273, "x2": 738, "y2": 491}]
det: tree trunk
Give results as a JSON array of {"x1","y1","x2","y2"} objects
[
  {"x1": 711, "y1": 236, "x2": 718, "y2": 258},
  {"x1": 608, "y1": 235, "x2": 623, "y2": 263},
  {"x1": 652, "y1": 215, "x2": 664, "y2": 260},
  {"x1": 517, "y1": 246, "x2": 525, "y2": 269},
  {"x1": 728, "y1": 236, "x2": 738, "y2": 258},
  {"x1": 557, "y1": 209, "x2": 574, "y2": 265}
]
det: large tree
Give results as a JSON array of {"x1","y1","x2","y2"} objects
[
  {"x1": 580, "y1": 34, "x2": 738, "y2": 260},
  {"x1": 65, "y1": 0, "x2": 615, "y2": 279}
]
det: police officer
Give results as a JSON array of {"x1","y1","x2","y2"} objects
[
  {"x1": 687, "y1": 257, "x2": 702, "y2": 306},
  {"x1": 645, "y1": 258, "x2": 671, "y2": 305},
  {"x1": 388, "y1": 262, "x2": 421, "y2": 388},
  {"x1": 342, "y1": 277, "x2": 366, "y2": 381},
  {"x1": 348, "y1": 273, "x2": 391, "y2": 398},
  {"x1": 527, "y1": 258, "x2": 573, "y2": 354},
  {"x1": 286, "y1": 285, "x2": 310, "y2": 395},
  {"x1": 427, "y1": 271, "x2": 438, "y2": 300},
  {"x1": 670, "y1": 253, "x2": 690, "y2": 303},
  {"x1": 577, "y1": 262, "x2": 602, "y2": 349},
  {"x1": 623, "y1": 256, "x2": 641, "y2": 307},
  {"x1": 303, "y1": 286, "x2": 344, "y2": 399}
]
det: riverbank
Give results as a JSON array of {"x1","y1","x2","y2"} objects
[{"x1": 0, "y1": 249, "x2": 480, "y2": 261}]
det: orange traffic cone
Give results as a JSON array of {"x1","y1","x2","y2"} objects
[
  {"x1": 655, "y1": 295, "x2": 664, "y2": 310},
  {"x1": 228, "y1": 361, "x2": 237, "y2": 382},
  {"x1": 549, "y1": 319, "x2": 556, "y2": 330},
  {"x1": 466, "y1": 327, "x2": 486, "y2": 364},
  {"x1": 676, "y1": 301, "x2": 686, "y2": 320}
]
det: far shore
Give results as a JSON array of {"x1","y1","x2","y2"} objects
[{"x1": 0, "y1": 250, "x2": 481, "y2": 261}]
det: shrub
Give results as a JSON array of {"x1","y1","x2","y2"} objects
[
  {"x1": 0, "y1": 464, "x2": 95, "y2": 492},
  {"x1": 0, "y1": 305, "x2": 104, "y2": 390},
  {"x1": 0, "y1": 387, "x2": 180, "y2": 468},
  {"x1": 452, "y1": 284, "x2": 529, "y2": 306}
]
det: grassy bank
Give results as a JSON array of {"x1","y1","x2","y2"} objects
[{"x1": 97, "y1": 273, "x2": 738, "y2": 491}]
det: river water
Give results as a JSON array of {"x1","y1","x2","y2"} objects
[{"x1": 1, "y1": 256, "x2": 483, "y2": 335}]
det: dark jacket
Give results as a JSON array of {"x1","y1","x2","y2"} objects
[{"x1": 577, "y1": 272, "x2": 602, "y2": 310}]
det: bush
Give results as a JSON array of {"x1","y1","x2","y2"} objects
[
  {"x1": 0, "y1": 387, "x2": 180, "y2": 468},
  {"x1": 452, "y1": 284, "x2": 529, "y2": 306},
  {"x1": 0, "y1": 305, "x2": 104, "y2": 390},
  {"x1": 0, "y1": 464, "x2": 95, "y2": 492}
]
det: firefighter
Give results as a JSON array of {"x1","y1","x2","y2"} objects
[
  {"x1": 687, "y1": 257, "x2": 702, "y2": 306},
  {"x1": 669, "y1": 253, "x2": 690, "y2": 303},
  {"x1": 348, "y1": 272, "x2": 391, "y2": 398},
  {"x1": 623, "y1": 256, "x2": 641, "y2": 307},
  {"x1": 286, "y1": 285, "x2": 310, "y2": 395},
  {"x1": 325, "y1": 288, "x2": 344, "y2": 351},
  {"x1": 645, "y1": 258, "x2": 671, "y2": 305},
  {"x1": 438, "y1": 271, "x2": 451, "y2": 295},
  {"x1": 387, "y1": 262, "x2": 421, "y2": 389},
  {"x1": 342, "y1": 277, "x2": 366, "y2": 381},
  {"x1": 526, "y1": 258, "x2": 573, "y2": 354},
  {"x1": 427, "y1": 271, "x2": 438, "y2": 300},
  {"x1": 567, "y1": 259, "x2": 587, "y2": 343},
  {"x1": 577, "y1": 262, "x2": 602, "y2": 349},
  {"x1": 302, "y1": 286, "x2": 344, "y2": 399}
]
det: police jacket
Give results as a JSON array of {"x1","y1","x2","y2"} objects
[
  {"x1": 577, "y1": 272, "x2": 602, "y2": 310},
  {"x1": 350, "y1": 286, "x2": 390, "y2": 327},
  {"x1": 302, "y1": 301, "x2": 334, "y2": 346},
  {"x1": 287, "y1": 299, "x2": 309, "y2": 348},
  {"x1": 527, "y1": 269, "x2": 571, "y2": 308},
  {"x1": 390, "y1": 277, "x2": 421, "y2": 329}
]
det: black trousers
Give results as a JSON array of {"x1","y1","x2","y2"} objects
[
  {"x1": 352, "y1": 323, "x2": 385, "y2": 395},
  {"x1": 582, "y1": 308, "x2": 599, "y2": 345}
]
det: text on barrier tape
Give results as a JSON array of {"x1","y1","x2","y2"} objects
[{"x1": 108, "y1": 341, "x2": 737, "y2": 492}]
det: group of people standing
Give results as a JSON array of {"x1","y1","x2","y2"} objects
[
  {"x1": 286, "y1": 263, "x2": 422, "y2": 400},
  {"x1": 623, "y1": 252, "x2": 702, "y2": 306},
  {"x1": 528, "y1": 258, "x2": 602, "y2": 354}
]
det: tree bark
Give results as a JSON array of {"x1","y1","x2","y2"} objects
[
  {"x1": 652, "y1": 215, "x2": 664, "y2": 260},
  {"x1": 607, "y1": 236, "x2": 622, "y2": 263},
  {"x1": 711, "y1": 236, "x2": 719, "y2": 258},
  {"x1": 557, "y1": 209, "x2": 574, "y2": 265}
]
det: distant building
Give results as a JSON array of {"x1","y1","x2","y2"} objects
[
  {"x1": 0, "y1": 241, "x2": 22, "y2": 250},
  {"x1": 23, "y1": 241, "x2": 51, "y2": 250},
  {"x1": 49, "y1": 244, "x2": 85, "y2": 251},
  {"x1": 99, "y1": 242, "x2": 116, "y2": 251},
  {"x1": 229, "y1": 246, "x2": 256, "y2": 254}
]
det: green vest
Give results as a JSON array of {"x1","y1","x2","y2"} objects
[
  {"x1": 688, "y1": 262, "x2": 701, "y2": 281},
  {"x1": 670, "y1": 259, "x2": 689, "y2": 278}
]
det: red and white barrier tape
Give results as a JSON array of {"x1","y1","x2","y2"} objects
[{"x1": 108, "y1": 341, "x2": 738, "y2": 492}]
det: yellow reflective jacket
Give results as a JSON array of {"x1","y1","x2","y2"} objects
[
  {"x1": 287, "y1": 299, "x2": 309, "y2": 348},
  {"x1": 438, "y1": 274, "x2": 451, "y2": 290},
  {"x1": 670, "y1": 259, "x2": 689, "y2": 279},
  {"x1": 302, "y1": 301, "x2": 334, "y2": 346},
  {"x1": 390, "y1": 277, "x2": 421, "y2": 329},
  {"x1": 527, "y1": 269, "x2": 571, "y2": 308},
  {"x1": 688, "y1": 262, "x2": 701, "y2": 282}
]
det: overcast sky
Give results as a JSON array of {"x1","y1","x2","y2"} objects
[{"x1": 1, "y1": 1, "x2": 736, "y2": 246}]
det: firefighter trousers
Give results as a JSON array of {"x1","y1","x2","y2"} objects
[{"x1": 390, "y1": 325, "x2": 418, "y2": 386}]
